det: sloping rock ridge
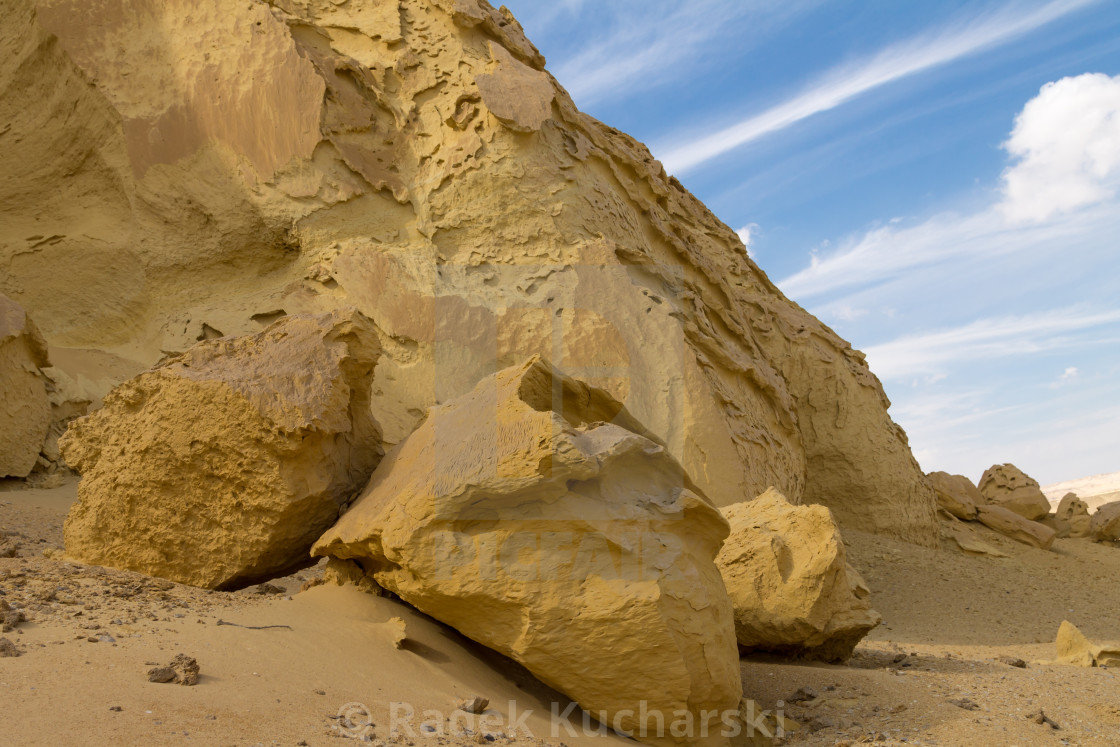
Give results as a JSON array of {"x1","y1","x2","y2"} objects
[
  {"x1": 313, "y1": 357, "x2": 743, "y2": 746},
  {"x1": 59, "y1": 310, "x2": 382, "y2": 590},
  {"x1": 0, "y1": 0, "x2": 937, "y2": 543}
]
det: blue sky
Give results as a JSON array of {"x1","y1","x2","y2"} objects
[{"x1": 503, "y1": 0, "x2": 1120, "y2": 486}]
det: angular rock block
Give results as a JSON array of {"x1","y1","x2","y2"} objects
[
  {"x1": 314, "y1": 357, "x2": 742, "y2": 747},
  {"x1": 60, "y1": 310, "x2": 382, "y2": 589}
]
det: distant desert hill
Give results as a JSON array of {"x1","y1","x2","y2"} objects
[{"x1": 1043, "y1": 471, "x2": 1120, "y2": 512}]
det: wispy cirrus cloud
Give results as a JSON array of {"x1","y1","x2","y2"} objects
[
  {"x1": 535, "y1": 0, "x2": 817, "y2": 107},
  {"x1": 658, "y1": 0, "x2": 1097, "y2": 174},
  {"x1": 780, "y1": 72, "x2": 1120, "y2": 302},
  {"x1": 863, "y1": 309, "x2": 1120, "y2": 380}
]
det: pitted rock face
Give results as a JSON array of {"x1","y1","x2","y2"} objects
[
  {"x1": 978, "y1": 464, "x2": 1051, "y2": 521},
  {"x1": 314, "y1": 357, "x2": 743, "y2": 747},
  {"x1": 2, "y1": 0, "x2": 937, "y2": 544},
  {"x1": 1053, "y1": 493, "x2": 1092, "y2": 539},
  {"x1": 59, "y1": 310, "x2": 382, "y2": 590},
  {"x1": 716, "y1": 488, "x2": 881, "y2": 663}
]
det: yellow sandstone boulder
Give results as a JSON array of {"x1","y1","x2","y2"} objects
[
  {"x1": 59, "y1": 310, "x2": 382, "y2": 589},
  {"x1": 978, "y1": 464, "x2": 1051, "y2": 521},
  {"x1": 974, "y1": 504, "x2": 1055, "y2": 550},
  {"x1": 715, "y1": 489, "x2": 881, "y2": 662},
  {"x1": 314, "y1": 357, "x2": 743, "y2": 747},
  {"x1": 1056, "y1": 621, "x2": 1120, "y2": 668},
  {"x1": 1049, "y1": 493, "x2": 1092, "y2": 539},
  {"x1": 926, "y1": 471, "x2": 981, "y2": 520},
  {"x1": 1090, "y1": 501, "x2": 1120, "y2": 543}
]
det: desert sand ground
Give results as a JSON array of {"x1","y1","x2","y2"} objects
[{"x1": 3, "y1": 479, "x2": 1119, "y2": 747}]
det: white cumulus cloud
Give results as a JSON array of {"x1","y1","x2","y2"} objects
[
  {"x1": 735, "y1": 223, "x2": 758, "y2": 256},
  {"x1": 1001, "y1": 73, "x2": 1120, "y2": 223}
]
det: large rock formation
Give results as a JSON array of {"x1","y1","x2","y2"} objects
[
  {"x1": 313, "y1": 357, "x2": 742, "y2": 746},
  {"x1": 978, "y1": 464, "x2": 1050, "y2": 521},
  {"x1": 59, "y1": 310, "x2": 382, "y2": 589},
  {"x1": 0, "y1": 0, "x2": 938, "y2": 544},
  {"x1": 715, "y1": 489, "x2": 880, "y2": 662},
  {"x1": 975, "y1": 505, "x2": 1055, "y2": 550},
  {"x1": 926, "y1": 471, "x2": 981, "y2": 521},
  {"x1": 0, "y1": 294, "x2": 51, "y2": 477},
  {"x1": 1090, "y1": 501, "x2": 1120, "y2": 543}
]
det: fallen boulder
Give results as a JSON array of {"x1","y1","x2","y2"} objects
[
  {"x1": 926, "y1": 472, "x2": 981, "y2": 520},
  {"x1": 1091, "y1": 501, "x2": 1120, "y2": 543},
  {"x1": 715, "y1": 489, "x2": 881, "y2": 663},
  {"x1": 313, "y1": 357, "x2": 742, "y2": 747},
  {"x1": 1048, "y1": 493, "x2": 1092, "y2": 539},
  {"x1": 1056, "y1": 621, "x2": 1120, "y2": 667},
  {"x1": 59, "y1": 310, "x2": 382, "y2": 590},
  {"x1": 0, "y1": 294, "x2": 51, "y2": 478},
  {"x1": 975, "y1": 505, "x2": 1056, "y2": 550},
  {"x1": 978, "y1": 464, "x2": 1050, "y2": 521}
]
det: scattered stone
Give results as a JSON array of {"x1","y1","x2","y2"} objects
[
  {"x1": 1, "y1": 598, "x2": 27, "y2": 632},
  {"x1": 385, "y1": 617, "x2": 407, "y2": 650},
  {"x1": 255, "y1": 584, "x2": 286, "y2": 596},
  {"x1": 1028, "y1": 710, "x2": 1061, "y2": 729},
  {"x1": 147, "y1": 654, "x2": 200, "y2": 686},
  {"x1": 0, "y1": 637, "x2": 22, "y2": 657},
  {"x1": 948, "y1": 698, "x2": 980, "y2": 711},
  {"x1": 787, "y1": 687, "x2": 818, "y2": 704},
  {"x1": 717, "y1": 489, "x2": 881, "y2": 662},
  {"x1": 109, "y1": 706, "x2": 123, "y2": 712},
  {"x1": 926, "y1": 472, "x2": 981, "y2": 520},
  {"x1": 999, "y1": 657, "x2": 1028, "y2": 668},
  {"x1": 978, "y1": 464, "x2": 1051, "y2": 521},
  {"x1": 975, "y1": 505, "x2": 1056, "y2": 550},
  {"x1": 313, "y1": 358, "x2": 742, "y2": 746},
  {"x1": 59, "y1": 311, "x2": 383, "y2": 590},
  {"x1": 147, "y1": 667, "x2": 176, "y2": 684},
  {"x1": 456, "y1": 696, "x2": 490, "y2": 715}
]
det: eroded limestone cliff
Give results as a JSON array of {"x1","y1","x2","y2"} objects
[{"x1": 0, "y1": 0, "x2": 937, "y2": 543}]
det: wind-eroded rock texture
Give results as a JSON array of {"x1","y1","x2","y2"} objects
[
  {"x1": 1, "y1": 0, "x2": 937, "y2": 543},
  {"x1": 716, "y1": 489, "x2": 881, "y2": 663},
  {"x1": 314, "y1": 357, "x2": 742, "y2": 747},
  {"x1": 59, "y1": 310, "x2": 382, "y2": 590},
  {"x1": 979, "y1": 464, "x2": 1051, "y2": 521}
]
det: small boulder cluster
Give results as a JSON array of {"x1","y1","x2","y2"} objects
[
  {"x1": 928, "y1": 463, "x2": 1120, "y2": 551},
  {"x1": 51, "y1": 311, "x2": 880, "y2": 747}
]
